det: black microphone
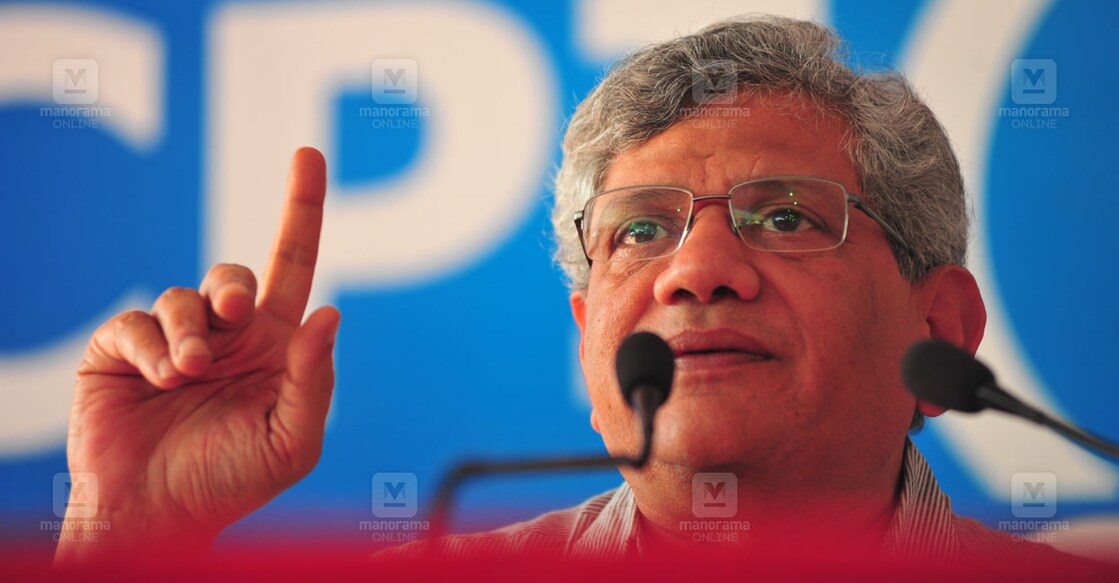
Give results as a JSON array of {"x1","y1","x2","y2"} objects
[
  {"x1": 616, "y1": 331, "x2": 675, "y2": 466},
  {"x1": 901, "y1": 339, "x2": 1119, "y2": 460},
  {"x1": 426, "y1": 332, "x2": 675, "y2": 540}
]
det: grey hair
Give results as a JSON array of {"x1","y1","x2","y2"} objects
[
  {"x1": 550, "y1": 15, "x2": 968, "y2": 433},
  {"x1": 552, "y1": 15, "x2": 967, "y2": 289}
]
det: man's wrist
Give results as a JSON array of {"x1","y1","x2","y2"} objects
[{"x1": 53, "y1": 506, "x2": 218, "y2": 567}]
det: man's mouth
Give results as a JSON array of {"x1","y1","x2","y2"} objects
[{"x1": 664, "y1": 329, "x2": 776, "y2": 369}]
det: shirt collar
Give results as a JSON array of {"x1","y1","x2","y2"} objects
[
  {"x1": 879, "y1": 438, "x2": 960, "y2": 559},
  {"x1": 567, "y1": 479, "x2": 640, "y2": 559},
  {"x1": 567, "y1": 439, "x2": 958, "y2": 560}
]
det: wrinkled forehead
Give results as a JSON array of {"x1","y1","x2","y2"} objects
[{"x1": 599, "y1": 91, "x2": 856, "y2": 193}]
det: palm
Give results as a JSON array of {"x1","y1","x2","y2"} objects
[{"x1": 71, "y1": 313, "x2": 295, "y2": 530}]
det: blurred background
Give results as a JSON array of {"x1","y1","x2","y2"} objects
[{"x1": 1, "y1": 0, "x2": 1116, "y2": 561}]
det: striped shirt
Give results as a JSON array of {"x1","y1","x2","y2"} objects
[{"x1": 383, "y1": 440, "x2": 1070, "y2": 562}]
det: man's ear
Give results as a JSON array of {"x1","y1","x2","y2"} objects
[
  {"x1": 570, "y1": 290, "x2": 587, "y2": 362},
  {"x1": 571, "y1": 290, "x2": 601, "y2": 433},
  {"x1": 914, "y1": 265, "x2": 987, "y2": 417}
]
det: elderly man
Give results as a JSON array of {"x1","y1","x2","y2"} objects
[{"x1": 55, "y1": 16, "x2": 1082, "y2": 567}]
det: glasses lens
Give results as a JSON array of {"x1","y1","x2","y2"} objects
[
  {"x1": 582, "y1": 187, "x2": 691, "y2": 262},
  {"x1": 729, "y1": 178, "x2": 848, "y2": 251}
]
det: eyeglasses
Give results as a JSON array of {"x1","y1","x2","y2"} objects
[{"x1": 573, "y1": 176, "x2": 911, "y2": 265}]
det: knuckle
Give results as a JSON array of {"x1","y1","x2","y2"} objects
[
  {"x1": 112, "y1": 313, "x2": 162, "y2": 356},
  {"x1": 157, "y1": 286, "x2": 200, "y2": 307},
  {"x1": 209, "y1": 263, "x2": 258, "y2": 291},
  {"x1": 161, "y1": 310, "x2": 201, "y2": 334},
  {"x1": 210, "y1": 262, "x2": 239, "y2": 278},
  {"x1": 275, "y1": 239, "x2": 318, "y2": 268},
  {"x1": 129, "y1": 331, "x2": 163, "y2": 356},
  {"x1": 151, "y1": 289, "x2": 205, "y2": 333},
  {"x1": 114, "y1": 310, "x2": 152, "y2": 332}
]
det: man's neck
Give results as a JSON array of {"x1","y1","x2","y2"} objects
[{"x1": 624, "y1": 439, "x2": 908, "y2": 559}]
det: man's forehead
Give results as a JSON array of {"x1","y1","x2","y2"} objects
[{"x1": 602, "y1": 92, "x2": 852, "y2": 189}]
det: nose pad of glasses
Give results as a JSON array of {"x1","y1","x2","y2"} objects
[
  {"x1": 675, "y1": 202, "x2": 745, "y2": 256},
  {"x1": 727, "y1": 211, "x2": 743, "y2": 238}
]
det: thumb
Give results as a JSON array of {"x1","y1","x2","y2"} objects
[{"x1": 271, "y1": 305, "x2": 341, "y2": 476}]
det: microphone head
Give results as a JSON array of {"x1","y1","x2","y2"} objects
[
  {"x1": 901, "y1": 339, "x2": 994, "y2": 413},
  {"x1": 615, "y1": 332, "x2": 675, "y2": 408}
]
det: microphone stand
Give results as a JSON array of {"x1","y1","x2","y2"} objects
[
  {"x1": 425, "y1": 385, "x2": 662, "y2": 541},
  {"x1": 977, "y1": 385, "x2": 1119, "y2": 459},
  {"x1": 902, "y1": 340, "x2": 1119, "y2": 462}
]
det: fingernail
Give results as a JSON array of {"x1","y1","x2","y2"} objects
[
  {"x1": 157, "y1": 357, "x2": 176, "y2": 380},
  {"x1": 177, "y1": 335, "x2": 209, "y2": 359},
  {"x1": 222, "y1": 282, "x2": 252, "y2": 299}
]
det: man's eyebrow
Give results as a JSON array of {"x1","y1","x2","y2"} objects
[{"x1": 602, "y1": 187, "x2": 689, "y2": 209}]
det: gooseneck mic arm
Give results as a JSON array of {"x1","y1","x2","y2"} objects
[
  {"x1": 975, "y1": 383, "x2": 1119, "y2": 459},
  {"x1": 426, "y1": 332, "x2": 675, "y2": 540},
  {"x1": 901, "y1": 339, "x2": 1119, "y2": 461}
]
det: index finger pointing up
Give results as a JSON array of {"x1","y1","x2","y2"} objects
[{"x1": 259, "y1": 147, "x2": 327, "y2": 325}]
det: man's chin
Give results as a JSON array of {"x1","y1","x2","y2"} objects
[{"x1": 648, "y1": 419, "x2": 776, "y2": 472}]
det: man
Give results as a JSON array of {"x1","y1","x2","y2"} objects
[{"x1": 54, "y1": 15, "x2": 1088, "y2": 568}]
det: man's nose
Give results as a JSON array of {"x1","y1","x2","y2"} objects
[{"x1": 652, "y1": 205, "x2": 762, "y2": 304}]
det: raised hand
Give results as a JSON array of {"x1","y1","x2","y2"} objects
[{"x1": 56, "y1": 148, "x2": 340, "y2": 564}]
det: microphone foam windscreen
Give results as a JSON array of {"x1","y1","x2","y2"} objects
[
  {"x1": 900, "y1": 339, "x2": 994, "y2": 413},
  {"x1": 615, "y1": 332, "x2": 675, "y2": 406}
]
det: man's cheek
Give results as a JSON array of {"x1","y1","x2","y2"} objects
[{"x1": 585, "y1": 308, "x2": 621, "y2": 368}]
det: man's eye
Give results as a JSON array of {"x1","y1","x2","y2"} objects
[
  {"x1": 740, "y1": 207, "x2": 814, "y2": 232},
  {"x1": 768, "y1": 208, "x2": 805, "y2": 232},
  {"x1": 615, "y1": 220, "x2": 670, "y2": 246}
]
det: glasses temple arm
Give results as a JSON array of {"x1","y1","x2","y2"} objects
[
  {"x1": 573, "y1": 212, "x2": 594, "y2": 267},
  {"x1": 850, "y1": 197, "x2": 913, "y2": 254}
]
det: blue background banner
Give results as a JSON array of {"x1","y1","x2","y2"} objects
[{"x1": 1, "y1": 0, "x2": 1116, "y2": 556}]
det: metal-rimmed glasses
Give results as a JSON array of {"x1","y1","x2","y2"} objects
[{"x1": 573, "y1": 176, "x2": 910, "y2": 265}]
